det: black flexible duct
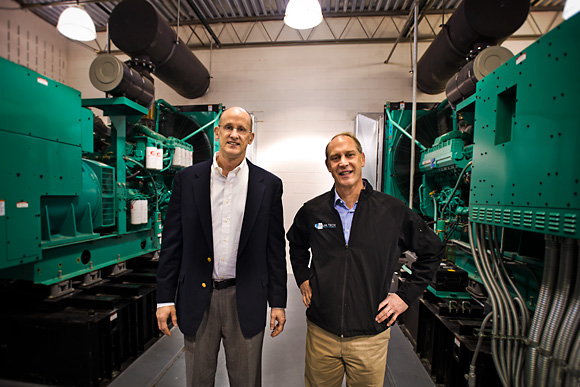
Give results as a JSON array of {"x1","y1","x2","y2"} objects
[
  {"x1": 417, "y1": 0, "x2": 529, "y2": 94},
  {"x1": 109, "y1": 0, "x2": 210, "y2": 99}
]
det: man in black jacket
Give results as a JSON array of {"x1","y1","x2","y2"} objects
[{"x1": 287, "y1": 132, "x2": 444, "y2": 387}]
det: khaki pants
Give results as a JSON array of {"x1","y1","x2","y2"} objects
[{"x1": 305, "y1": 320, "x2": 390, "y2": 387}]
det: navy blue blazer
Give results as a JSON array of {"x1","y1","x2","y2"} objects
[{"x1": 156, "y1": 158, "x2": 287, "y2": 338}]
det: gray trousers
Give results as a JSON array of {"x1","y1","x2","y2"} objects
[{"x1": 184, "y1": 286, "x2": 265, "y2": 387}]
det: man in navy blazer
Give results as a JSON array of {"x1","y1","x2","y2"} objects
[{"x1": 156, "y1": 107, "x2": 287, "y2": 386}]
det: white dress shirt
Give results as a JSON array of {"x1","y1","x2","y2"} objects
[
  {"x1": 210, "y1": 153, "x2": 249, "y2": 280},
  {"x1": 157, "y1": 155, "x2": 250, "y2": 308}
]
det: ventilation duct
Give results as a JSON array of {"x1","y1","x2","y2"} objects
[
  {"x1": 108, "y1": 0, "x2": 210, "y2": 99},
  {"x1": 417, "y1": 0, "x2": 529, "y2": 95}
]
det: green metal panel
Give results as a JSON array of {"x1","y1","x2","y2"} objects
[
  {"x1": 403, "y1": 264, "x2": 471, "y2": 299},
  {"x1": 383, "y1": 107, "x2": 404, "y2": 198},
  {"x1": 178, "y1": 104, "x2": 223, "y2": 154},
  {"x1": 80, "y1": 108, "x2": 94, "y2": 153},
  {"x1": 0, "y1": 59, "x2": 215, "y2": 285},
  {"x1": 0, "y1": 59, "x2": 87, "y2": 270},
  {"x1": 82, "y1": 97, "x2": 148, "y2": 122},
  {"x1": 84, "y1": 159, "x2": 116, "y2": 228},
  {"x1": 419, "y1": 138, "x2": 470, "y2": 172},
  {"x1": 0, "y1": 57, "x2": 83, "y2": 147},
  {"x1": 0, "y1": 130, "x2": 84, "y2": 268},
  {"x1": 426, "y1": 286, "x2": 471, "y2": 300},
  {"x1": 383, "y1": 106, "x2": 421, "y2": 201},
  {"x1": 469, "y1": 15, "x2": 580, "y2": 238},
  {"x1": 0, "y1": 201, "x2": 4, "y2": 268},
  {"x1": 1, "y1": 229, "x2": 157, "y2": 285}
]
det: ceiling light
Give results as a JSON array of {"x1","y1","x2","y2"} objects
[
  {"x1": 57, "y1": 6, "x2": 97, "y2": 41},
  {"x1": 563, "y1": 0, "x2": 580, "y2": 19},
  {"x1": 284, "y1": 0, "x2": 323, "y2": 30}
]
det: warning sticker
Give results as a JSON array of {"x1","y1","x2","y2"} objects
[
  {"x1": 16, "y1": 201, "x2": 29, "y2": 209},
  {"x1": 0, "y1": 200, "x2": 5, "y2": 216}
]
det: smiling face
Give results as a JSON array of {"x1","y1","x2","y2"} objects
[
  {"x1": 214, "y1": 107, "x2": 254, "y2": 164},
  {"x1": 325, "y1": 134, "x2": 365, "y2": 191}
]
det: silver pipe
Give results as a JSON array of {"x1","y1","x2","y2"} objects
[
  {"x1": 525, "y1": 235, "x2": 560, "y2": 386},
  {"x1": 536, "y1": 238, "x2": 576, "y2": 387},
  {"x1": 487, "y1": 225, "x2": 517, "y2": 383},
  {"x1": 492, "y1": 226, "x2": 529, "y2": 332},
  {"x1": 565, "y1": 318, "x2": 580, "y2": 387},
  {"x1": 469, "y1": 222, "x2": 508, "y2": 386},
  {"x1": 450, "y1": 238, "x2": 471, "y2": 250},
  {"x1": 490, "y1": 225, "x2": 524, "y2": 386},
  {"x1": 550, "y1": 255, "x2": 580, "y2": 385},
  {"x1": 478, "y1": 225, "x2": 508, "y2": 385},
  {"x1": 513, "y1": 297, "x2": 528, "y2": 387},
  {"x1": 546, "y1": 239, "x2": 579, "y2": 386},
  {"x1": 440, "y1": 160, "x2": 473, "y2": 216},
  {"x1": 107, "y1": 21, "x2": 110, "y2": 54},
  {"x1": 472, "y1": 312, "x2": 495, "y2": 366},
  {"x1": 432, "y1": 196, "x2": 437, "y2": 232},
  {"x1": 468, "y1": 312, "x2": 494, "y2": 387},
  {"x1": 408, "y1": 0, "x2": 418, "y2": 210}
]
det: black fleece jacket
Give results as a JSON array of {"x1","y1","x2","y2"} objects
[{"x1": 287, "y1": 182, "x2": 444, "y2": 337}]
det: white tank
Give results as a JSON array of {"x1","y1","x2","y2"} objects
[{"x1": 146, "y1": 146, "x2": 159, "y2": 170}]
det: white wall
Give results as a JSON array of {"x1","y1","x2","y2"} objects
[
  {"x1": 0, "y1": 0, "x2": 70, "y2": 83},
  {"x1": 66, "y1": 39, "x2": 437, "y2": 242},
  {"x1": 2, "y1": 0, "x2": 541, "y2": 273},
  {"x1": 66, "y1": 40, "x2": 443, "y2": 273}
]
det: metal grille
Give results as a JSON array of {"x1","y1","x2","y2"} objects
[{"x1": 101, "y1": 168, "x2": 115, "y2": 227}]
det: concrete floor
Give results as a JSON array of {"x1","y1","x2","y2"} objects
[{"x1": 108, "y1": 275, "x2": 435, "y2": 387}]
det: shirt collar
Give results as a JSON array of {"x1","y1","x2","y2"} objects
[
  {"x1": 334, "y1": 189, "x2": 358, "y2": 210},
  {"x1": 334, "y1": 190, "x2": 343, "y2": 206},
  {"x1": 212, "y1": 152, "x2": 247, "y2": 178},
  {"x1": 333, "y1": 181, "x2": 367, "y2": 207}
]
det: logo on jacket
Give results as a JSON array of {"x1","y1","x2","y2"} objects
[{"x1": 314, "y1": 223, "x2": 336, "y2": 230}]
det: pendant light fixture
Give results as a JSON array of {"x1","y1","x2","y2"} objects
[
  {"x1": 284, "y1": 0, "x2": 323, "y2": 30},
  {"x1": 563, "y1": 0, "x2": 580, "y2": 19},
  {"x1": 57, "y1": 5, "x2": 97, "y2": 41}
]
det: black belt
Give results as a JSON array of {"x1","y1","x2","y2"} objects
[{"x1": 212, "y1": 279, "x2": 236, "y2": 290}]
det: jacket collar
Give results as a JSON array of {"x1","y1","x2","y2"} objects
[
  {"x1": 328, "y1": 179, "x2": 374, "y2": 206},
  {"x1": 238, "y1": 160, "x2": 265, "y2": 254},
  {"x1": 191, "y1": 158, "x2": 264, "y2": 255}
]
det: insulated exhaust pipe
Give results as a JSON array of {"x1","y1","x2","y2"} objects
[
  {"x1": 108, "y1": 0, "x2": 210, "y2": 99},
  {"x1": 417, "y1": 0, "x2": 529, "y2": 95}
]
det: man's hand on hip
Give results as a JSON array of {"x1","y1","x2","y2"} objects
[
  {"x1": 300, "y1": 280, "x2": 312, "y2": 308},
  {"x1": 376, "y1": 293, "x2": 408, "y2": 326},
  {"x1": 156, "y1": 305, "x2": 178, "y2": 336}
]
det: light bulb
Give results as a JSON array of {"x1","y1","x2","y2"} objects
[
  {"x1": 57, "y1": 6, "x2": 97, "y2": 41},
  {"x1": 284, "y1": 0, "x2": 323, "y2": 30}
]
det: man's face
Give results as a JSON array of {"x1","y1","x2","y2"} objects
[
  {"x1": 214, "y1": 108, "x2": 254, "y2": 161},
  {"x1": 326, "y1": 135, "x2": 365, "y2": 190}
]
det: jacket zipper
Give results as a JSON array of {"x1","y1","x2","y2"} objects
[
  {"x1": 334, "y1": 204, "x2": 349, "y2": 338},
  {"x1": 340, "y1": 243, "x2": 348, "y2": 337}
]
